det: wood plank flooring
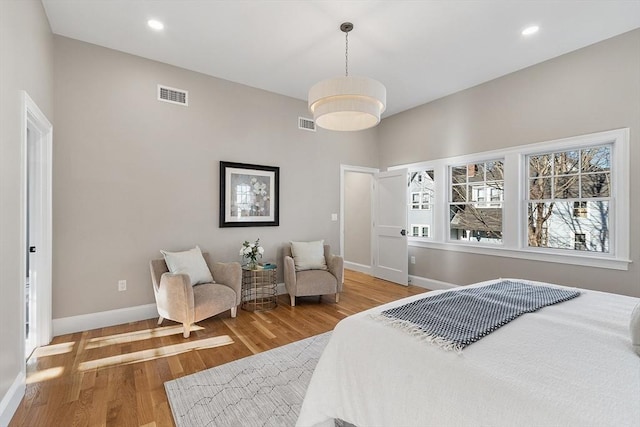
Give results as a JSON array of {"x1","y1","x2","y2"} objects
[{"x1": 10, "y1": 270, "x2": 427, "y2": 427}]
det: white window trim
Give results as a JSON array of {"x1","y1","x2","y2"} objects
[{"x1": 391, "y1": 128, "x2": 630, "y2": 271}]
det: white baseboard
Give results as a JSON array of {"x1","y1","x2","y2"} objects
[
  {"x1": 50, "y1": 276, "x2": 452, "y2": 338},
  {"x1": 344, "y1": 261, "x2": 371, "y2": 274},
  {"x1": 53, "y1": 303, "x2": 158, "y2": 336},
  {"x1": 409, "y1": 275, "x2": 458, "y2": 291},
  {"x1": 0, "y1": 371, "x2": 25, "y2": 427}
]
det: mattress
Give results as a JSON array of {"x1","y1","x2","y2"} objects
[{"x1": 296, "y1": 279, "x2": 640, "y2": 427}]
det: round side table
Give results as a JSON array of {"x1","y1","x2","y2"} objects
[{"x1": 241, "y1": 266, "x2": 277, "y2": 311}]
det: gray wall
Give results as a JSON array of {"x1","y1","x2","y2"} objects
[
  {"x1": 52, "y1": 36, "x2": 378, "y2": 319},
  {"x1": 344, "y1": 171, "x2": 373, "y2": 266},
  {"x1": 0, "y1": 0, "x2": 54, "y2": 413},
  {"x1": 378, "y1": 29, "x2": 640, "y2": 297}
]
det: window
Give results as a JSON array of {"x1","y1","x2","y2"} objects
[
  {"x1": 410, "y1": 224, "x2": 430, "y2": 238},
  {"x1": 408, "y1": 170, "x2": 434, "y2": 238},
  {"x1": 235, "y1": 183, "x2": 252, "y2": 216},
  {"x1": 449, "y1": 160, "x2": 504, "y2": 244},
  {"x1": 527, "y1": 145, "x2": 610, "y2": 253},
  {"x1": 573, "y1": 201, "x2": 587, "y2": 218},
  {"x1": 392, "y1": 128, "x2": 629, "y2": 270}
]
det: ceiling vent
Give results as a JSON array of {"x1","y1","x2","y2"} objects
[
  {"x1": 298, "y1": 117, "x2": 316, "y2": 132},
  {"x1": 157, "y1": 84, "x2": 188, "y2": 106}
]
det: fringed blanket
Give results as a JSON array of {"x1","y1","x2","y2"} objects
[{"x1": 375, "y1": 280, "x2": 580, "y2": 352}]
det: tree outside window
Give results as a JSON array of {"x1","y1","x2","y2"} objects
[{"x1": 527, "y1": 145, "x2": 610, "y2": 253}]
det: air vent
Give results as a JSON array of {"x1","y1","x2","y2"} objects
[
  {"x1": 157, "y1": 84, "x2": 188, "y2": 106},
  {"x1": 298, "y1": 117, "x2": 316, "y2": 132}
]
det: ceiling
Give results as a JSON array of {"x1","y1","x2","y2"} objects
[{"x1": 41, "y1": 0, "x2": 640, "y2": 117}]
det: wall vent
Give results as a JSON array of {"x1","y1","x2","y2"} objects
[
  {"x1": 157, "y1": 84, "x2": 188, "y2": 106},
  {"x1": 298, "y1": 117, "x2": 316, "y2": 132}
]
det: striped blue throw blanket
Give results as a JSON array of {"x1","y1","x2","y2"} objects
[{"x1": 376, "y1": 280, "x2": 580, "y2": 352}]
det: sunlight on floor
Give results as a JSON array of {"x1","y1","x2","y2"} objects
[
  {"x1": 26, "y1": 366, "x2": 65, "y2": 384},
  {"x1": 84, "y1": 324, "x2": 205, "y2": 349},
  {"x1": 32, "y1": 341, "x2": 75, "y2": 358},
  {"x1": 78, "y1": 335, "x2": 234, "y2": 371}
]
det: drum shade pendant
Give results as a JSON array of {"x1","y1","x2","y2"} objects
[{"x1": 308, "y1": 22, "x2": 386, "y2": 131}]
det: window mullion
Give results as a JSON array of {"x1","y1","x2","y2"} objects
[{"x1": 502, "y1": 152, "x2": 520, "y2": 249}]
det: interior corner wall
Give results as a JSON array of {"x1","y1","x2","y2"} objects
[
  {"x1": 0, "y1": 0, "x2": 54, "y2": 417},
  {"x1": 377, "y1": 29, "x2": 640, "y2": 297},
  {"x1": 52, "y1": 36, "x2": 378, "y2": 320}
]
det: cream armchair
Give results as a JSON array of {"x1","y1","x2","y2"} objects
[
  {"x1": 149, "y1": 253, "x2": 241, "y2": 337},
  {"x1": 283, "y1": 243, "x2": 344, "y2": 306}
]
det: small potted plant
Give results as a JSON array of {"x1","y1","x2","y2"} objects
[{"x1": 239, "y1": 238, "x2": 264, "y2": 270}]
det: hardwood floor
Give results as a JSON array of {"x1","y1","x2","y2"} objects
[{"x1": 9, "y1": 270, "x2": 427, "y2": 427}]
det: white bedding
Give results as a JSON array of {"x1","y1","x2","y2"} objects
[{"x1": 296, "y1": 279, "x2": 640, "y2": 427}]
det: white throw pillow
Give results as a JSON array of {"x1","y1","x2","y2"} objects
[
  {"x1": 290, "y1": 240, "x2": 327, "y2": 271},
  {"x1": 160, "y1": 246, "x2": 214, "y2": 286},
  {"x1": 631, "y1": 303, "x2": 640, "y2": 356}
]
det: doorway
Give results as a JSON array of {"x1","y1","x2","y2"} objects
[
  {"x1": 340, "y1": 165, "x2": 377, "y2": 274},
  {"x1": 22, "y1": 91, "x2": 53, "y2": 358},
  {"x1": 341, "y1": 165, "x2": 410, "y2": 286}
]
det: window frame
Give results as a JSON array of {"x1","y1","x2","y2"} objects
[
  {"x1": 392, "y1": 128, "x2": 630, "y2": 271},
  {"x1": 448, "y1": 158, "x2": 505, "y2": 245}
]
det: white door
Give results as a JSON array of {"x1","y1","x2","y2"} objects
[
  {"x1": 373, "y1": 169, "x2": 408, "y2": 285},
  {"x1": 26, "y1": 127, "x2": 39, "y2": 357},
  {"x1": 22, "y1": 91, "x2": 53, "y2": 358}
]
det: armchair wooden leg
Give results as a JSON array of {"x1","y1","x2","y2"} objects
[
  {"x1": 183, "y1": 323, "x2": 191, "y2": 338},
  {"x1": 290, "y1": 295, "x2": 296, "y2": 307},
  {"x1": 157, "y1": 316, "x2": 164, "y2": 325},
  {"x1": 335, "y1": 293, "x2": 340, "y2": 303},
  {"x1": 231, "y1": 306, "x2": 237, "y2": 318}
]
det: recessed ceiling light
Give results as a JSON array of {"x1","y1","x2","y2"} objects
[
  {"x1": 147, "y1": 19, "x2": 164, "y2": 31},
  {"x1": 521, "y1": 25, "x2": 539, "y2": 36}
]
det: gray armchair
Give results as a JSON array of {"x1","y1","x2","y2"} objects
[
  {"x1": 149, "y1": 253, "x2": 241, "y2": 337},
  {"x1": 283, "y1": 244, "x2": 344, "y2": 306}
]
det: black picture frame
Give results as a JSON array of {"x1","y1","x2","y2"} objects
[{"x1": 219, "y1": 161, "x2": 280, "y2": 227}]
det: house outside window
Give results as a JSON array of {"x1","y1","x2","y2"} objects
[
  {"x1": 408, "y1": 170, "x2": 434, "y2": 239},
  {"x1": 527, "y1": 145, "x2": 611, "y2": 253},
  {"x1": 449, "y1": 160, "x2": 504, "y2": 244}
]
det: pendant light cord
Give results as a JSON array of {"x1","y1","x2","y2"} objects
[{"x1": 345, "y1": 31, "x2": 349, "y2": 77}]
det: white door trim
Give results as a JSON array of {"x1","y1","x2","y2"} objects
[
  {"x1": 21, "y1": 91, "x2": 53, "y2": 360},
  {"x1": 339, "y1": 165, "x2": 379, "y2": 266}
]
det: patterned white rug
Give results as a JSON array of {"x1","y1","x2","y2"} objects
[{"x1": 165, "y1": 332, "x2": 331, "y2": 427}]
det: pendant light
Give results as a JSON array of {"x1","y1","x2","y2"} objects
[{"x1": 308, "y1": 22, "x2": 386, "y2": 131}]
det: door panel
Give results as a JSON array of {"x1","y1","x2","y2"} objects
[{"x1": 373, "y1": 169, "x2": 408, "y2": 285}]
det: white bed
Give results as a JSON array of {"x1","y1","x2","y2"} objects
[{"x1": 296, "y1": 279, "x2": 640, "y2": 427}]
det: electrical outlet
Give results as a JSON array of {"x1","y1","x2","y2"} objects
[
  {"x1": 118, "y1": 280, "x2": 127, "y2": 291},
  {"x1": 331, "y1": 213, "x2": 338, "y2": 221},
  {"x1": 410, "y1": 256, "x2": 416, "y2": 264}
]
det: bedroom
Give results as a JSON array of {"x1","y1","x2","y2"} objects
[{"x1": 1, "y1": 0, "x2": 639, "y2": 425}]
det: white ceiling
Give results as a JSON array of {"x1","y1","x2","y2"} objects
[{"x1": 41, "y1": 0, "x2": 640, "y2": 117}]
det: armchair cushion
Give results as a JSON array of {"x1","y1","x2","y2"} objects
[
  {"x1": 290, "y1": 240, "x2": 328, "y2": 271},
  {"x1": 160, "y1": 246, "x2": 214, "y2": 286}
]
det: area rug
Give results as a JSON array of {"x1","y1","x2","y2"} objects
[{"x1": 165, "y1": 332, "x2": 331, "y2": 427}]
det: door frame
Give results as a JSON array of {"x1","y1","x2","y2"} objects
[
  {"x1": 21, "y1": 91, "x2": 53, "y2": 360},
  {"x1": 339, "y1": 165, "x2": 379, "y2": 271}
]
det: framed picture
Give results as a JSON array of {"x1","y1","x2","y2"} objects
[{"x1": 220, "y1": 161, "x2": 280, "y2": 227}]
